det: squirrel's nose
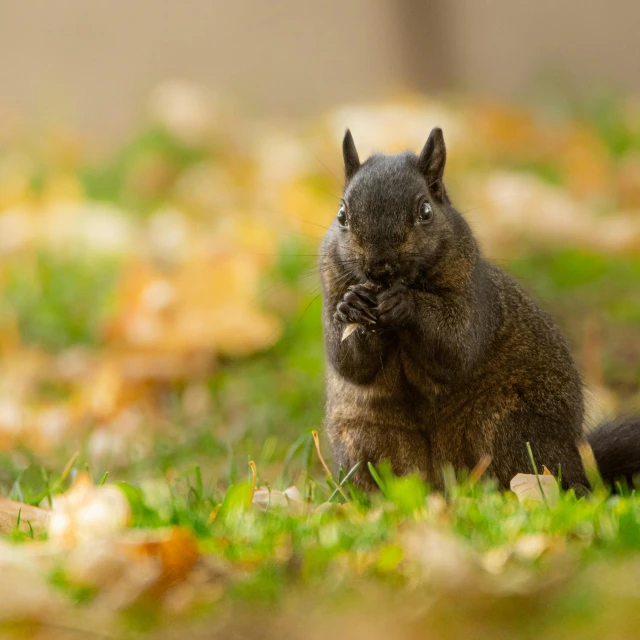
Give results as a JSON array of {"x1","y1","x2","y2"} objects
[{"x1": 365, "y1": 260, "x2": 396, "y2": 284}]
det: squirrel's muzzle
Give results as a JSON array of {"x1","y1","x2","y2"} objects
[{"x1": 365, "y1": 259, "x2": 396, "y2": 285}]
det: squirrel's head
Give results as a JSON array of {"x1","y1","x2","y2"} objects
[{"x1": 324, "y1": 127, "x2": 473, "y2": 288}]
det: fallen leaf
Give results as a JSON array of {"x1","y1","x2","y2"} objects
[
  {"x1": 74, "y1": 527, "x2": 201, "y2": 611},
  {"x1": 148, "y1": 80, "x2": 215, "y2": 146},
  {"x1": 120, "y1": 527, "x2": 200, "y2": 586},
  {"x1": 65, "y1": 538, "x2": 133, "y2": 589},
  {"x1": 0, "y1": 496, "x2": 49, "y2": 535},
  {"x1": 252, "y1": 486, "x2": 303, "y2": 512},
  {"x1": 48, "y1": 472, "x2": 131, "y2": 547},
  {"x1": 482, "y1": 534, "x2": 565, "y2": 573},
  {"x1": 0, "y1": 541, "x2": 63, "y2": 621},
  {"x1": 510, "y1": 473, "x2": 560, "y2": 507},
  {"x1": 402, "y1": 525, "x2": 478, "y2": 587},
  {"x1": 513, "y1": 533, "x2": 564, "y2": 561}
]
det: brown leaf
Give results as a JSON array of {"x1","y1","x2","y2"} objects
[
  {"x1": 119, "y1": 527, "x2": 200, "y2": 587},
  {"x1": 0, "y1": 496, "x2": 49, "y2": 535}
]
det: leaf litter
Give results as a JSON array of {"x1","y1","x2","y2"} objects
[{"x1": 0, "y1": 85, "x2": 639, "y2": 636}]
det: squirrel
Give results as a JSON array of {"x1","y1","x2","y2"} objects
[{"x1": 319, "y1": 127, "x2": 640, "y2": 492}]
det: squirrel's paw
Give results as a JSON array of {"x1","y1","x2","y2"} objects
[
  {"x1": 334, "y1": 286, "x2": 378, "y2": 325},
  {"x1": 375, "y1": 281, "x2": 415, "y2": 326}
]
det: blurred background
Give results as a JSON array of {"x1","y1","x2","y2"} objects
[
  {"x1": 3, "y1": 1, "x2": 640, "y2": 138},
  {"x1": 0, "y1": 1, "x2": 639, "y2": 491}
]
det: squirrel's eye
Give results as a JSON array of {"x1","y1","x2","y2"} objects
[
  {"x1": 337, "y1": 204, "x2": 348, "y2": 227},
  {"x1": 417, "y1": 201, "x2": 433, "y2": 224}
]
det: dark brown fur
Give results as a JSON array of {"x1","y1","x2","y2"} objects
[{"x1": 320, "y1": 128, "x2": 639, "y2": 492}]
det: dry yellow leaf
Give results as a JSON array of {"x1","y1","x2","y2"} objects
[
  {"x1": 108, "y1": 255, "x2": 282, "y2": 357},
  {"x1": 252, "y1": 486, "x2": 303, "y2": 512},
  {"x1": 0, "y1": 496, "x2": 49, "y2": 535},
  {"x1": 510, "y1": 473, "x2": 560, "y2": 507},
  {"x1": 119, "y1": 527, "x2": 200, "y2": 587},
  {"x1": 48, "y1": 472, "x2": 131, "y2": 548},
  {"x1": 0, "y1": 540, "x2": 63, "y2": 622}
]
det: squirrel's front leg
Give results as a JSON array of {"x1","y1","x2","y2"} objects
[
  {"x1": 325, "y1": 285, "x2": 388, "y2": 384},
  {"x1": 376, "y1": 282, "x2": 476, "y2": 385},
  {"x1": 375, "y1": 280, "x2": 417, "y2": 327}
]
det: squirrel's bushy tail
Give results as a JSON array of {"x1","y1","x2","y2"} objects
[{"x1": 587, "y1": 416, "x2": 640, "y2": 486}]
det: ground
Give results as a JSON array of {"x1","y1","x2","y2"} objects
[{"x1": 0, "y1": 84, "x2": 639, "y2": 638}]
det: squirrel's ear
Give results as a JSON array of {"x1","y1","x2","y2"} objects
[
  {"x1": 418, "y1": 127, "x2": 447, "y2": 201},
  {"x1": 342, "y1": 129, "x2": 360, "y2": 182}
]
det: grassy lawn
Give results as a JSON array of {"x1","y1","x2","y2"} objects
[{"x1": 0, "y1": 89, "x2": 639, "y2": 638}]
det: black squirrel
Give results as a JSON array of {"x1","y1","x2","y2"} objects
[{"x1": 319, "y1": 127, "x2": 640, "y2": 492}]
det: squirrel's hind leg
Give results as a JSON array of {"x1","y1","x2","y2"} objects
[
  {"x1": 490, "y1": 411, "x2": 588, "y2": 492},
  {"x1": 327, "y1": 422, "x2": 431, "y2": 492}
]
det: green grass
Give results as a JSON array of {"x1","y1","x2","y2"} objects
[
  {"x1": 80, "y1": 126, "x2": 209, "y2": 215},
  {"x1": 1, "y1": 104, "x2": 640, "y2": 638},
  {"x1": 1, "y1": 251, "x2": 121, "y2": 351},
  {"x1": 5, "y1": 452, "x2": 640, "y2": 638},
  {"x1": 0, "y1": 226, "x2": 640, "y2": 638},
  {"x1": 0, "y1": 244, "x2": 639, "y2": 637}
]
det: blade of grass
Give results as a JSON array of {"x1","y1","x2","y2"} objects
[
  {"x1": 312, "y1": 430, "x2": 349, "y2": 501},
  {"x1": 9, "y1": 473, "x2": 24, "y2": 503},
  {"x1": 367, "y1": 462, "x2": 387, "y2": 495},
  {"x1": 194, "y1": 465, "x2": 203, "y2": 501},
  {"x1": 327, "y1": 461, "x2": 361, "y2": 502},
  {"x1": 40, "y1": 467, "x2": 53, "y2": 509},
  {"x1": 557, "y1": 463, "x2": 562, "y2": 488},
  {"x1": 578, "y1": 440, "x2": 604, "y2": 492},
  {"x1": 469, "y1": 455, "x2": 492, "y2": 485},
  {"x1": 526, "y1": 441, "x2": 549, "y2": 509},
  {"x1": 227, "y1": 446, "x2": 237, "y2": 485},
  {"x1": 282, "y1": 431, "x2": 311, "y2": 482},
  {"x1": 249, "y1": 461, "x2": 257, "y2": 502},
  {"x1": 59, "y1": 451, "x2": 80, "y2": 484},
  {"x1": 304, "y1": 432, "x2": 314, "y2": 477}
]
